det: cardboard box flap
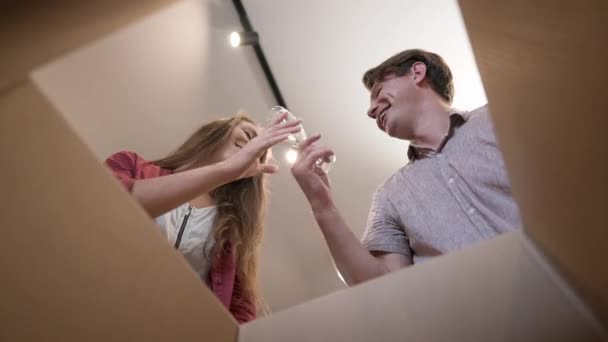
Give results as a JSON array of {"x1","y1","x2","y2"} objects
[
  {"x1": 240, "y1": 231, "x2": 605, "y2": 342},
  {"x1": 2, "y1": 1, "x2": 607, "y2": 341},
  {"x1": 0, "y1": 81, "x2": 236, "y2": 341},
  {"x1": 0, "y1": 1, "x2": 177, "y2": 92},
  {"x1": 458, "y1": 0, "x2": 608, "y2": 323}
]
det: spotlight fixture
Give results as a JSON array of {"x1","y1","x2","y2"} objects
[{"x1": 229, "y1": 31, "x2": 259, "y2": 48}]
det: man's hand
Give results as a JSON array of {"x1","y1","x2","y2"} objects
[
  {"x1": 290, "y1": 134, "x2": 335, "y2": 210},
  {"x1": 222, "y1": 112, "x2": 301, "y2": 180}
]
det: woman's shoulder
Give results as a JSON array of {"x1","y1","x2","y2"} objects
[
  {"x1": 105, "y1": 150, "x2": 172, "y2": 178},
  {"x1": 105, "y1": 150, "x2": 146, "y2": 170},
  {"x1": 106, "y1": 150, "x2": 140, "y2": 164}
]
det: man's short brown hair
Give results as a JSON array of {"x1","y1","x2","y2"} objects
[{"x1": 362, "y1": 49, "x2": 454, "y2": 104}]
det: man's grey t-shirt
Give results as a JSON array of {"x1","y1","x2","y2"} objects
[{"x1": 361, "y1": 105, "x2": 522, "y2": 264}]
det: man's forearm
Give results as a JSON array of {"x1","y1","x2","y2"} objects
[{"x1": 311, "y1": 201, "x2": 390, "y2": 285}]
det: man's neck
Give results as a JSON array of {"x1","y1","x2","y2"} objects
[{"x1": 410, "y1": 100, "x2": 452, "y2": 151}]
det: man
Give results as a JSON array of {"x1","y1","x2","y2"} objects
[{"x1": 290, "y1": 49, "x2": 522, "y2": 285}]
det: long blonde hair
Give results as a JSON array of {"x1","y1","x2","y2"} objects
[{"x1": 153, "y1": 114, "x2": 267, "y2": 304}]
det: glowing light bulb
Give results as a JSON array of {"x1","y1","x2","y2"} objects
[
  {"x1": 267, "y1": 106, "x2": 336, "y2": 173},
  {"x1": 285, "y1": 149, "x2": 298, "y2": 164},
  {"x1": 229, "y1": 32, "x2": 241, "y2": 47}
]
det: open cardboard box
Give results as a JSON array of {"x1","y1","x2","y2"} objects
[{"x1": 1, "y1": 1, "x2": 606, "y2": 340}]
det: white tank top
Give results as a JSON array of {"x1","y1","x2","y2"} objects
[{"x1": 155, "y1": 203, "x2": 217, "y2": 282}]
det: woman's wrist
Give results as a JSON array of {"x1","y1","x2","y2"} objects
[{"x1": 213, "y1": 159, "x2": 243, "y2": 184}]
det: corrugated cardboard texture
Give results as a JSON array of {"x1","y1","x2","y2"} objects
[
  {"x1": 240, "y1": 231, "x2": 605, "y2": 341},
  {"x1": 458, "y1": 0, "x2": 608, "y2": 324},
  {"x1": 0, "y1": 81, "x2": 236, "y2": 341},
  {"x1": 0, "y1": 0, "x2": 177, "y2": 92}
]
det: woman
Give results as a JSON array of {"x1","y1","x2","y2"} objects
[{"x1": 105, "y1": 113, "x2": 300, "y2": 323}]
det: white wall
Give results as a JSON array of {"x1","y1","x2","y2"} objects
[
  {"x1": 34, "y1": 0, "x2": 274, "y2": 161},
  {"x1": 33, "y1": 0, "x2": 486, "y2": 314}
]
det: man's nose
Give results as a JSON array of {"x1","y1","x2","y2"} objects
[{"x1": 367, "y1": 102, "x2": 378, "y2": 119}]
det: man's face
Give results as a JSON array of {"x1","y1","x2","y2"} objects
[{"x1": 366, "y1": 71, "x2": 420, "y2": 139}]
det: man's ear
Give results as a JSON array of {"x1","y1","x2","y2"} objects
[{"x1": 410, "y1": 61, "x2": 427, "y2": 85}]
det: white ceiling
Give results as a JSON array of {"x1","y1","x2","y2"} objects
[{"x1": 33, "y1": 0, "x2": 486, "y2": 314}]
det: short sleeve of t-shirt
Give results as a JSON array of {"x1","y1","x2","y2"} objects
[{"x1": 360, "y1": 187, "x2": 412, "y2": 260}]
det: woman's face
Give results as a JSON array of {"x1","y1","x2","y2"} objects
[{"x1": 215, "y1": 120, "x2": 262, "y2": 162}]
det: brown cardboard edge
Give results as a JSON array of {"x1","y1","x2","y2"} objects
[
  {"x1": 239, "y1": 231, "x2": 606, "y2": 341},
  {"x1": 457, "y1": 0, "x2": 608, "y2": 324},
  {"x1": 0, "y1": 79, "x2": 238, "y2": 341},
  {"x1": 0, "y1": 0, "x2": 179, "y2": 93}
]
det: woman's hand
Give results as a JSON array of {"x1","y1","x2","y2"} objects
[{"x1": 221, "y1": 112, "x2": 302, "y2": 180}]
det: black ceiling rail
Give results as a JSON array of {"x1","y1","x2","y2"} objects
[{"x1": 232, "y1": 0, "x2": 288, "y2": 109}]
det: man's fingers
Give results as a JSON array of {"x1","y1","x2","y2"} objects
[
  {"x1": 302, "y1": 146, "x2": 334, "y2": 169},
  {"x1": 297, "y1": 134, "x2": 321, "y2": 152},
  {"x1": 295, "y1": 134, "x2": 322, "y2": 161}
]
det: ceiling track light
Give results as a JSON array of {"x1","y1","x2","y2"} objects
[
  {"x1": 230, "y1": 0, "x2": 287, "y2": 109},
  {"x1": 229, "y1": 31, "x2": 259, "y2": 47}
]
